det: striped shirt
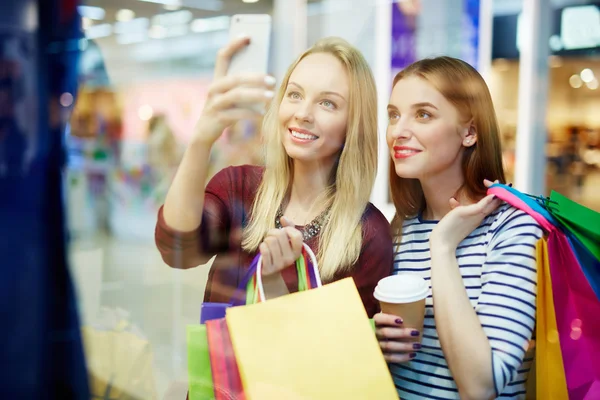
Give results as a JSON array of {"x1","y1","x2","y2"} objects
[{"x1": 391, "y1": 204, "x2": 543, "y2": 399}]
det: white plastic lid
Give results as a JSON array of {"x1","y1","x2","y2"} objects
[{"x1": 373, "y1": 274, "x2": 429, "y2": 303}]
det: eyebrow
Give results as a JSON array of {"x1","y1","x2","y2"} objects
[
  {"x1": 288, "y1": 81, "x2": 346, "y2": 100},
  {"x1": 387, "y1": 102, "x2": 438, "y2": 111}
]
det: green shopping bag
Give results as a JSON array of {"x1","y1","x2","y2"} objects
[
  {"x1": 187, "y1": 325, "x2": 214, "y2": 400},
  {"x1": 549, "y1": 190, "x2": 600, "y2": 261}
]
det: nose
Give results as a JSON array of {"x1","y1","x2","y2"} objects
[
  {"x1": 293, "y1": 101, "x2": 314, "y2": 124},
  {"x1": 389, "y1": 119, "x2": 412, "y2": 141}
]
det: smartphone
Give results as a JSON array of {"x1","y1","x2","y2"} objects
[{"x1": 227, "y1": 14, "x2": 272, "y2": 76}]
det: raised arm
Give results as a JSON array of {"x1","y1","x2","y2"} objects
[
  {"x1": 155, "y1": 37, "x2": 275, "y2": 268},
  {"x1": 162, "y1": 37, "x2": 275, "y2": 232}
]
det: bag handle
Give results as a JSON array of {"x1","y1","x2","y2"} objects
[
  {"x1": 255, "y1": 243, "x2": 322, "y2": 302},
  {"x1": 487, "y1": 183, "x2": 556, "y2": 232}
]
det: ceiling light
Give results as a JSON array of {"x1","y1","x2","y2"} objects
[
  {"x1": 569, "y1": 74, "x2": 583, "y2": 88},
  {"x1": 587, "y1": 78, "x2": 599, "y2": 90},
  {"x1": 580, "y1": 68, "x2": 595, "y2": 83},
  {"x1": 242, "y1": 0, "x2": 260, "y2": 3},
  {"x1": 149, "y1": 25, "x2": 167, "y2": 39},
  {"x1": 139, "y1": 0, "x2": 223, "y2": 12},
  {"x1": 116, "y1": 9, "x2": 135, "y2": 22},
  {"x1": 82, "y1": 17, "x2": 93, "y2": 30},
  {"x1": 114, "y1": 18, "x2": 150, "y2": 35},
  {"x1": 77, "y1": 5, "x2": 105, "y2": 20},
  {"x1": 117, "y1": 32, "x2": 148, "y2": 45},
  {"x1": 152, "y1": 10, "x2": 193, "y2": 26},
  {"x1": 163, "y1": 0, "x2": 182, "y2": 10},
  {"x1": 190, "y1": 16, "x2": 230, "y2": 33},
  {"x1": 85, "y1": 23, "x2": 112, "y2": 39}
]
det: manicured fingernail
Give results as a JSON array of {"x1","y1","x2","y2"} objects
[
  {"x1": 411, "y1": 330, "x2": 420, "y2": 337},
  {"x1": 413, "y1": 343, "x2": 421, "y2": 350},
  {"x1": 264, "y1": 76, "x2": 276, "y2": 86},
  {"x1": 264, "y1": 90, "x2": 274, "y2": 98},
  {"x1": 395, "y1": 318, "x2": 403, "y2": 324},
  {"x1": 508, "y1": 183, "x2": 513, "y2": 187},
  {"x1": 236, "y1": 33, "x2": 249, "y2": 40},
  {"x1": 409, "y1": 353, "x2": 417, "y2": 359}
]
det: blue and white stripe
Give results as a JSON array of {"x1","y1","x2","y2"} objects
[{"x1": 391, "y1": 204, "x2": 542, "y2": 399}]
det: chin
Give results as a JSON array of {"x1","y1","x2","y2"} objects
[{"x1": 393, "y1": 164, "x2": 421, "y2": 180}]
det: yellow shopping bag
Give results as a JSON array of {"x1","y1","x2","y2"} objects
[
  {"x1": 535, "y1": 238, "x2": 568, "y2": 399},
  {"x1": 225, "y1": 277, "x2": 398, "y2": 400}
]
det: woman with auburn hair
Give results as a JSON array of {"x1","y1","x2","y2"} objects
[
  {"x1": 375, "y1": 56, "x2": 543, "y2": 399},
  {"x1": 155, "y1": 36, "x2": 392, "y2": 317}
]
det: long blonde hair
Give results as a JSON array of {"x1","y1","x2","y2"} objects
[
  {"x1": 389, "y1": 56, "x2": 506, "y2": 234},
  {"x1": 242, "y1": 37, "x2": 378, "y2": 280}
]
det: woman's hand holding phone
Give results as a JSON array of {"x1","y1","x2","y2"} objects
[{"x1": 193, "y1": 36, "x2": 276, "y2": 146}]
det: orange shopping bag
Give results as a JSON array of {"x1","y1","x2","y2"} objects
[{"x1": 535, "y1": 238, "x2": 568, "y2": 399}]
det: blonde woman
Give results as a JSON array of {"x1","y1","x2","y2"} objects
[
  {"x1": 155, "y1": 36, "x2": 393, "y2": 317},
  {"x1": 376, "y1": 57, "x2": 542, "y2": 399}
]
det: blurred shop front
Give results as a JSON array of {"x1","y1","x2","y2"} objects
[
  {"x1": 60, "y1": 0, "x2": 600, "y2": 399},
  {"x1": 488, "y1": 1, "x2": 600, "y2": 210}
]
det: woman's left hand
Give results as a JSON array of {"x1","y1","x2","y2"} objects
[
  {"x1": 430, "y1": 180, "x2": 503, "y2": 251},
  {"x1": 259, "y1": 216, "x2": 304, "y2": 276}
]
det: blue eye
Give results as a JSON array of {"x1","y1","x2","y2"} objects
[
  {"x1": 288, "y1": 91, "x2": 301, "y2": 100},
  {"x1": 321, "y1": 100, "x2": 336, "y2": 109}
]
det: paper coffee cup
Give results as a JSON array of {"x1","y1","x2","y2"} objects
[{"x1": 374, "y1": 275, "x2": 429, "y2": 333}]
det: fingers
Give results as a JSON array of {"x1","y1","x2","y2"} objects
[
  {"x1": 379, "y1": 338, "x2": 422, "y2": 353},
  {"x1": 483, "y1": 178, "x2": 501, "y2": 188},
  {"x1": 374, "y1": 312, "x2": 404, "y2": 327},
  {"x1": 260, "y1": 227, "x2": 303, "y2": 275},
  {"x1": 449, "y1": 197, "x2": 460, "y2": 210},
  {"x1": 374, "y1": 313, "x2": 422, "y2": 364},
  {"x1": 383, "y1": 352, "x2": 418, "y2": 364},
  {"x1": 259, "y1": 242, "x2": 273, "y2": 274},
  {"x1": 208, "y1": 74, "x2": 276, "y2": 97},
  {"x1": 261, "y1": 232, "x2": 284, "y2": 275},
  {"x1": 271, "y1": 228, "x2": 297, "y2": 267},
  {"x1": 478, "y1": 194, "x2": 502, "y2": 216},
  {"x1": 214, "y1": 36, "x2": 251, "y2": 78},
  {"x1": 279, "y1": 216, "x2": 294, "y2": 228},
  {"x1": 211, "y1": 109, "x2": 265, "y2": 125},
  {"x1": 376, "y1": 326, "x2": 421, "y2": 341},
  {"x1": 282, "y1": 225, "x2": 303, "y2": 257},
  {"x1": 211, "y1": 87, "x2": 275, "y2": 113}
]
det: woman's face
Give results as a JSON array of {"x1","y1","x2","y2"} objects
[
  {"x1": 278, "y1": 53, "x2": 349, "y2": 168},
  {"x1": 386, "y1": 76, "x2": 476, "y2": 181}
]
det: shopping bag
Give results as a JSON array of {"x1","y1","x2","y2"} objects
[
  {"x1": 549, "y1": 190, "x2": 600, "y2": 261},
  {"x1": 547, "y1": 229, "x2": 600, "y2": 399},
  {"x1": 186, "y1": 325, "x2": 214, "y2": 400},
  {"x1": 82, "y1": 308, "x2": 158, "y2": 400},
  {"x1": 534, "y1": 238, "x2": 569, "y2": 400},
  {"x1": 206, "y1": 318, "x2": 245, "y2": 400},
  {"x1": 225, "y1": 276, "x2": 397, "y2": 400},
  {"x1": 188, "y1": 244, "x2": 320, "y2": 400},
  {"x1": 566, "y1": 234, "x2": 600, "y2": 300}
]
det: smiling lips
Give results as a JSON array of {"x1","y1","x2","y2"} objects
[
  {"x1": 289, "y1": 128, "x2": 319, "y2": 142},
  {"x1": 393, "y1": 146, "x2": 421, "y2": 159}
]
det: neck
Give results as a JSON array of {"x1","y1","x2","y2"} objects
[
  {"x1": 286, "y1": 158, "x2": 336, "y2": 222},
  {"x1": 420, "y1": 166, "x2": 468, "y2": 221}
]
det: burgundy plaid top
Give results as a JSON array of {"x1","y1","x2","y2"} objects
[{"x1": 154, "y1": 165, "x2": 393, "y2": 317}]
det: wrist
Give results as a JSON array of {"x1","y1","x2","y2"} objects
[{"x1": 429, "y1": 233, "x2": 457, "y2": 257}]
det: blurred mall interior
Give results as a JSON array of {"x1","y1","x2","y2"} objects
[{"x1": 58, "y1": 0, "x2": 600, "y2": 398}]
